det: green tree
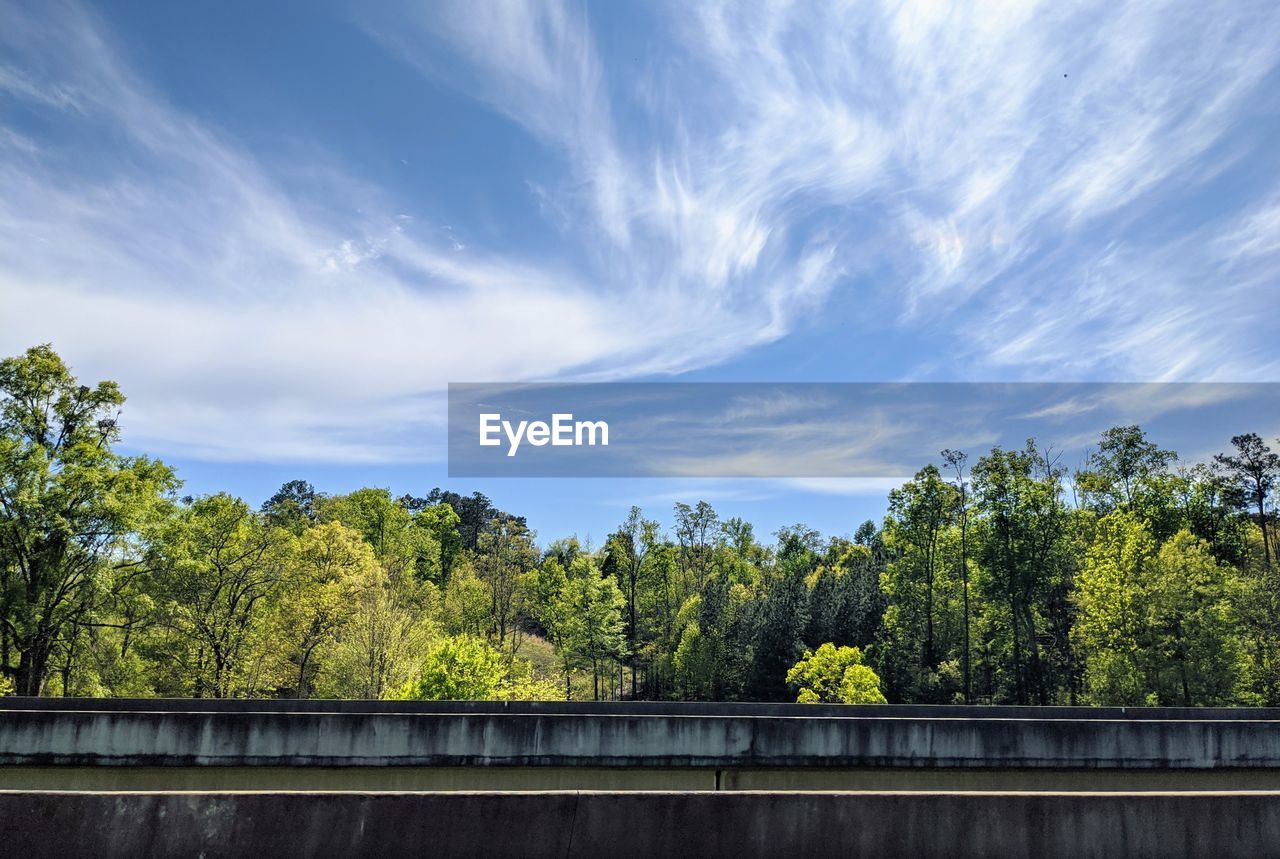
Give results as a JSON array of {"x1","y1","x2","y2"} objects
[
  {"x1": 941, "y1": 448, "x2": 974, "y2": 703},
  {"x1": 1146, "y1": 530, "x2": 1239, "y2": 705},
  {"x1": 320, "y1": 562, "x2": 433, "y2": 699},
  {"x1": 805, "y1": 564, "x2": 841, "y2": 647},
  {"x1": 1179, "y1": 463, "x2": 1250, "y2": 567},
  {"x1": 423, "y1": 490, "x2": 510, "y2": 552},
  {"x1": 524, "y1": 558, "x2": 568, "y2": 636},
  {"x1": 674, "y1": 501, "x2": 719, "y2": 594},
  {"x1": 1072, "y1": 510, "x2": 1156, "y2": 705},
  {"x1": 273, "y1": 522, "x2": 377, "y2": 698},
  {"x1": 832, "y1": 544, "x2": 884, "y2": 648},
  {"x1": 553, "y1": 560, "x2": 627, "y2": 700},
  {"x1": 606, "y1": 506, "x2": 658, "y2": 697},
  {"x1": 1215, "y1": 434, "x2": 1279, "y2": 569},
  {"x1": 1228, "y1": 523, "x2": 1280, "y2": 704},
  {"x1": 475, "y1": 512, "x2": 538, "y2": 652},
  {"x1": 393, "y1": 634, "x2": 560, "y2": 701},
  {"x1": 260, "y1": 480, "x2": 320, "y2": 536},
  {"x1": 972, "y1": 442, "x2": 1069, "y2": 704},
  {"x1": 786, "y1": 642, "x2": 886, "y2": 704},
  {"x1": 527, "y1": 558, "x2": 577, "y2": 698},
  {"x1": 750, "y1": 541, "x2": 811, "y2": 701},
  {"x1": 0, "y1": 345, "x2": 176, "y2": 695},
  {"x1": 879, "y1": 466, "x2": 961, "y2": 700},
  {"x1": 635, "y1": 541, "x2": 682, "y2": 699},
  {"x1": 440, "y1": 557, "x2": 491, "y2": 639},
  {"x1": 148, "y1": 494, "x2": 291, "y2": 697},
  {"x1": 885, "y1": 466, "x2": 956, "y2": 667},
  {"x1": 673, "y1": 571, "x2": 754, "y2": 700},
  {"x1": 1078, "y1": 426, "x2": 1178, "y2": 512},
  {"x1": 672, "y1": 595, "x2": 707, "y2": 699},
  {"x1": 318, "y1": 488, "x2": 442, "y2": 586},
  {"x1": 411, "y1": 634, "x2": 503, "y2": 699},
  {"x1": 414, "y1": 502, "x2": 464, "y2": 583}
]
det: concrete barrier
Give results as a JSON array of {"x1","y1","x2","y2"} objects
[
  {"x1": 2, "y1": 699, "x2": 1279, "y2": 770},
  {"x1": 3, "y1": 702, "x2": 1279, "y2": 854},
  {"x1": 3, "y1": 699, "x2": 1280, "y2": 791},
  {"x1": 2, "y1": 789, "x2": 1279, "y2": 858}
]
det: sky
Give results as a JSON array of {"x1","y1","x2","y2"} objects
[{"x1": 3, "y1": 0, "x2": 1280, "y2": 545}]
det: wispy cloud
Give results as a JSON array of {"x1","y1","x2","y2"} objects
[
  {"x1": 0, "y1": 1, "x2": 813, "y2": 460},
  {"x1": 2, "y1": 0, "x2": 1277, "y2": 463}
]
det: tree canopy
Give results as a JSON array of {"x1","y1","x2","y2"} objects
[{"x1": 4, "y1": 344, "x2": 1280, "y2": 708}]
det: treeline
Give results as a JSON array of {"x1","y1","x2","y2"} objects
[{"x1": 3, "y1": 344, "x2": 1280, "y2": 706}]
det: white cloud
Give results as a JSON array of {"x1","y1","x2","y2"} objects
[
  {"x1": 0, "y1": 1, "x2": 824, "y2": 461},
  {"x1": 2, "y1": 0, "x2": 1278, "y2": 465}
]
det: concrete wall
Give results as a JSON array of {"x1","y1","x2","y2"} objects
[
  {"x1": 3, "y1": 790, "x2": 1280, "y2": 858},
  {"x1": 2, "y1": 699, "x2": 1279, "y2": 770},
  {"x1": 4, "y1": 702, "x2": 1279, "y2": 854},
  {"x1": 5, "y1": 765, "x2": 1280, "y2": 792}
]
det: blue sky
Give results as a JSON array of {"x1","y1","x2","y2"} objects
[{"x1": 3, "y1": 1, "x2": 1280, "y2": 545}]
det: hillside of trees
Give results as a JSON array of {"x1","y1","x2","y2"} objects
[{"x1": 3, "y1": 344, "x2": 1280, "y2": 706}]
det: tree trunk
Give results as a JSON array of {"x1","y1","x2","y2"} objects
[
  {"x1": 960, "y1": 512, "x2": 971, "y2": 704},
  {"x1": 1021, "y1": 600, "x2": 1048, "y2": 705},
  {"x1": 16, "y1": 643, "x2": 50, "y2": 696},
  {"x1": 1008, "y1": 590, "x2": 1024, "y2": 704},
  {"x1": 925, "y1": 560, "x2": 935, "y2": 669},
  {"x1": 1256, "y1": 482, "x2": 1272, "y2": 569},
  {"x1": 297, "y1": 650, "x2": 312, "y2": 700}
]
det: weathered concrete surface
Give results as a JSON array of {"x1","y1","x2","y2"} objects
[
  {"x1": 0, "y1": 765, "x2": 716, "y2": 791},
  {"x1": 2, "y1": 790, "x2": 1280, "y2": 858},
  {"x1": 5, "y1": 765, "x2": 1280, "y2": 792},
  {"x1": 1, "y1": 699, "x2": 1279, "y2": 770}
]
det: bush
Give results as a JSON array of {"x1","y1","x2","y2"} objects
[
  {"x1": 392, "y1": 635, "x2": 563, "y2": 701},
  {"x1": 786, "y1": 642, "x2": 887, "y2": 704}
]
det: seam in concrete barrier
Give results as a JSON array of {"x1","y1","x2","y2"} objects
[{"x1": 564, "y1": 790, "x2": 580, "y2": 858}]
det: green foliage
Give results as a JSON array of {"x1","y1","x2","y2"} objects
[
  {"x1": 396, "y1": 635, "x2": 507, "y2": 700},
  {"x1": 1146, "y1": 530, "x2": 1239, "y2": 705},
  {"x1": 9, "y1": 344, "x2": 1280, "y2": 708},
  {"x1": 260, "y1": 480, "x2": 319, "y2": 536},
  {"x1": 474, "y1": 513, "x2": 538, "y2": 647},
  {"x1": 879, "y1": 466, "x2": 964, "y2": 702},
  {"x1": 318, "y1": 488, "x2": 443, "y2": 586},
  {"x1": 314, "y1": 554, "x2": 436, "y2": 700},
  {"x1": 970, "y1": 441, "x2": 1071, "y2": 705},
  {"x1": 415, "y1": 503, "x2": 464, "y2": 580},
  {"x1": 271, "y1": 522, "x2": 379, "y2": 698},
  {"x1": 1072, "y1": 510, "x2": 1157, "y2": 705},
  {"x1": 787, "y1": 643, "x2": 886, "y2": 704},
  {"x1": 750, "y1": 561, "x2": 810, "y2": 701},
  {"x1": 1226, "y1": 524, "x2": 1280, "y2": 704},
  {"x1": 440, "y1": 557, "x2": 491, "y2": 638},
  {"x1": 147, "y1": 493, "x2": 293, "y2": 697},
  {"x1": 672, "y1": 574, "x2": 755, "y2": 700},
  {"x1": 0, "y1": 344, "x2": 176, "y2": 695},
  {"x1": 551, "y1": 559, "x2": 628, "y2": 699},
  {"x1": 394, "y1": 634, "x2": 560, "y2": 701},
  {"x1": 1074, "y1": 515, "x2": 1243, "y2": 706}
]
